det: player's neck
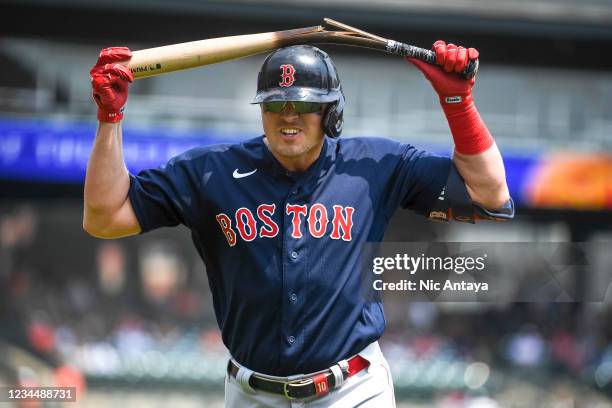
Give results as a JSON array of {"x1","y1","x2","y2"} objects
[{"x1": 264, "y1": 138, "x2": 325, "y2": 173}]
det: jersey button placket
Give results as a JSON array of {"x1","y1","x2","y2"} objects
[
  {"x1": 282, "y1": 183, "x2": 307, "y2": 359},
  {"x1": 286, "y1": 249, "x2": 299, "y2": 349}
]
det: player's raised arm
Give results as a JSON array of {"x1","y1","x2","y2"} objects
[
  {"x1": 406, "y1": 41, "x2": 510, "y2": 211},
  {"x1": 83, "y1": 47, "x2": 141, "y2": 238}
]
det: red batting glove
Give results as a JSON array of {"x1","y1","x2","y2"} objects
[
  {"x1": 406, "y1": 41, "x2": 493, "y2": 155},
  {"x1": 90, "y1": 47, "x2": 134, "y2": 123}
]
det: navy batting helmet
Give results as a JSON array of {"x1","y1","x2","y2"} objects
[{"x1": 252, "y1": 45, "x2": 345, "y2": 138}]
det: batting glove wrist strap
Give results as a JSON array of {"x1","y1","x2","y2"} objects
[{"x1": 97, "y1": 106, "x2": 125, "y2": 123}]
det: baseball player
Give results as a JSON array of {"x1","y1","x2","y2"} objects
[{"x1": 84, "y1": 42, "x2": 514, "y2": 407}]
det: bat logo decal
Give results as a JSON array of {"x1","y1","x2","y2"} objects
[{"x1": 279, "y1": 64, "x2": 296, "y2": 87}]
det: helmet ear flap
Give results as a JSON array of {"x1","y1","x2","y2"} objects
[{"x1": 323, "y1": 92, "x2": 345, "y2": 138}]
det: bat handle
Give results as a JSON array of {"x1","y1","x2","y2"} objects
[{"x1": 386, "y1": 40, "x2": 479, "y2": 80}]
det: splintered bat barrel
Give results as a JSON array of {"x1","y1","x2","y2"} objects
[{"x1": 321, "y1": 18, "x2": 479, "y2": 80}]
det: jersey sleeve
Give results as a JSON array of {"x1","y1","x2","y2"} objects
[
  {"x1": 388, "y1": 144, "x2": 452, "y2": 217},
  {"x1": 380, "y1": 141, "x2": 514, "y2": 223},
  {"x1": 128, "y1": 153, "x2": 201, "y2": 233}
]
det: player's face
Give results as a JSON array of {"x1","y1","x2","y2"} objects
[{"x1": 261, "y1": 102, "x2": 327, "y2": 173}]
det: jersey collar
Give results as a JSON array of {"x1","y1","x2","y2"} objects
[{"x1": 253, "y1": 135, "x2": 335, "y2": 182}]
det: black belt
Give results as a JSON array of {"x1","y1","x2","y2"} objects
[{"x1": 227, "y1": 355, "x2": 369, "y2": 400}]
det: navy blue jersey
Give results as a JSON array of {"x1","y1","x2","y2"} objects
[{"x1": 128, "y1": 135, "x2": 451, "y2": 376}]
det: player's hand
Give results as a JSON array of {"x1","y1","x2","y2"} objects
[
  {"x1": 406, "y1": 41, "x2": 479, "y2": 103},
  {"x1": 407, "y1": 41, "x2": 493, "y2": 155},
  {"x1": 90, "y1": 47, "x2": 134, "y2": 123}
]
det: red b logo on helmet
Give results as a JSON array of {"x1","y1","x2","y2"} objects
[{"x1": 279, "y1": 64, "x2": 296, "y2": 87}]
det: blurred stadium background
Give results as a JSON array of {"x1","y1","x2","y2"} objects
[{"x1": 1, "y1": 0, "x2": 612, "y2": 406}]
